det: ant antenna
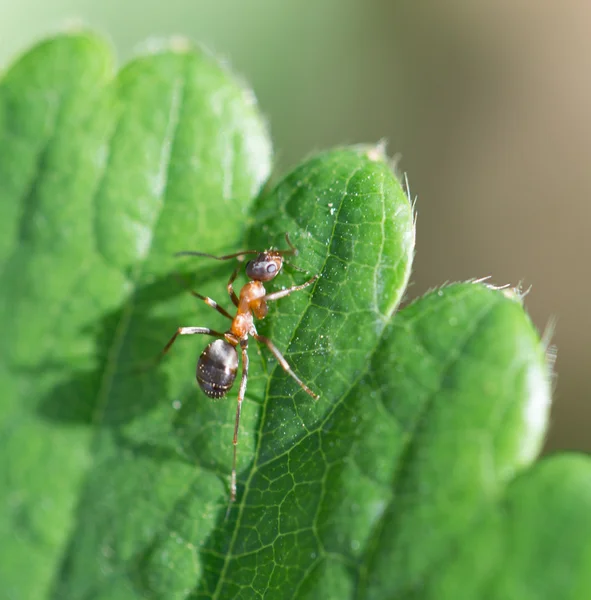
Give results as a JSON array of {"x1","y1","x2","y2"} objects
[
  {"x1": 279, "y1": 233, "x2": 298, "y2": 256},
  {"x1": 281, "y1": 233, "x2": 311, "y2": 272},
  {"x1": 174, "y1": 249, "x2": 260, "y2": 261},
  {"x1": 176, "y1": 233, "x2": 300, "y2": 261},
  {"x1": 284, "y1": 261, "x2": 308, "y2": 274}
]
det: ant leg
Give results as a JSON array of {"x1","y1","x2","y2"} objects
[
  {"x1": 229, "y1": 340, "x2": 249, "y2": 505},
  {"x1": 227, "y1": 263, "x2": 241, "y2": 308},
  {"x1": 160, "y1": 327, "x2": 224, "y2": 361},
  {"x1": 174, "y1": 274, "x2": 233, "y2": 319},
  {"x1": 262, "y1": 274, "x2": 319, "y2": 303},
  {"x1": 133, "y1": 327, "x2": 224, "y2": 375},
  {"x1": 188, "y1": 290, "x2": 233, "y2": 320},
  {"x1": 254, "y1": 333, "x2": 318, "y2": 400}
]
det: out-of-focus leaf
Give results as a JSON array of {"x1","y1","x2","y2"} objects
[{"x1": 0, "y1": 32, "x2": 271, "y2": 599}]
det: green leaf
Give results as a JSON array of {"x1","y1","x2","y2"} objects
[
  {"x1": 2, "y1": 30, "x2": 591, "y2": 600},
  {"x1": 356, "y1": 283, "x2": 563, "y2": 599},
  {"x1": 194, "y1": 146, "x2": 415, "y2": 599},
  {"x1": 0, "y1": 32, "x2": 271, "y2": 599}
]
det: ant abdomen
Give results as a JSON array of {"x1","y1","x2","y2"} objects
[{"x1": 197, "y1": 339, "x2": 239, "y2": 399}]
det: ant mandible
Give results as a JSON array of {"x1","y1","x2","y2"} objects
[{"x1": 161, "y1": 234, "x2": 319, "y2": 504}]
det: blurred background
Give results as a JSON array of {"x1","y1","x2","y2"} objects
[{"x1": 2, "y1": 0, "x2": 589, "y2": 453}]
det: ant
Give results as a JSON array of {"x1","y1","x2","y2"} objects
[{"x1": 161, "y1": 234, "x2": 319, "y2": 505}]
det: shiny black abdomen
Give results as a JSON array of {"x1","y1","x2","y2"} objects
[{"x1": 196, "y1": 339, "x2": 239, "y2": 398}]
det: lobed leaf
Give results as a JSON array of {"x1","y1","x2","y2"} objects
[
  {"x1": 1, "y1": 31, "x2": 591, "y2": 600},
  {"x1": 0, "y1": 32, "x2": 271, "y2": 599}
]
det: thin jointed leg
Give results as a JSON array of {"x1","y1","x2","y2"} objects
[
  {"x1": 161, "y1": 327, "x2": 224, "y2": 359},
  {"x1": 187, "y1": 290, "x2": 233, "y2": 320},
  {"x1": 227, "y1": 263, "x2": 242, "y2": 307},
  {"x1": 230, "y1": 340, "x2": 249, "y2": 504},
  {"x1": 174, "y1": 273, "x2": 233, "y2": 320},
  {"x1": 262, "y1": 274, "x2": 318, "y2": 303},
  {"x1": 254, "y1": 333, "x2": 318, "y2": 399}
]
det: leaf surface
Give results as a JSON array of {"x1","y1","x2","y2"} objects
[
  {"x1": 1, "y1": 31, "x2": 591, "y2": 600},
  {"x1": 0, "y1": 32, "x2": 271, "y2": 599}
]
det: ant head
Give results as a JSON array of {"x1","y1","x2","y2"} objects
[{"x1": 245, "y1": 251, "x2": 283, "y2": 282}]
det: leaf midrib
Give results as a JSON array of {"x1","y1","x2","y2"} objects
[{"x1": 211, "y1": 161, "x2": 402, "y2": 599}]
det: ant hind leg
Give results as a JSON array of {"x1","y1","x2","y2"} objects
[{"x1": 226, "y1": 339, "x2": 249, "y2": 515}]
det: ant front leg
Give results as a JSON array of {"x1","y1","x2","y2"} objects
[
  {"x1": 229, "y1": 339, "x2": 249, "y2": 506},
  {"x1": 262, "y1": 274, "x2": 319, "y2": 303},
  {"x1": 254, "y1": 333, "x2": 318, "y2": 400}
]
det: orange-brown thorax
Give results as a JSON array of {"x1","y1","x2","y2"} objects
[{"x1": 230, "y1": 280, "x2": 268, "y2": 338}]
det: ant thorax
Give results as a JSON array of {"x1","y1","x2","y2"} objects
[
  {"x1": 230, "y1": 281, "x2": 267, "y2": 338},
  {"x1": 238, "y1": 281, "x2": 268, "y2": 318}
]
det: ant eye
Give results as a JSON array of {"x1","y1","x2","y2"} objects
[{"x1": 266, "y1": 263, "x2": 277, "y2": 274}]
